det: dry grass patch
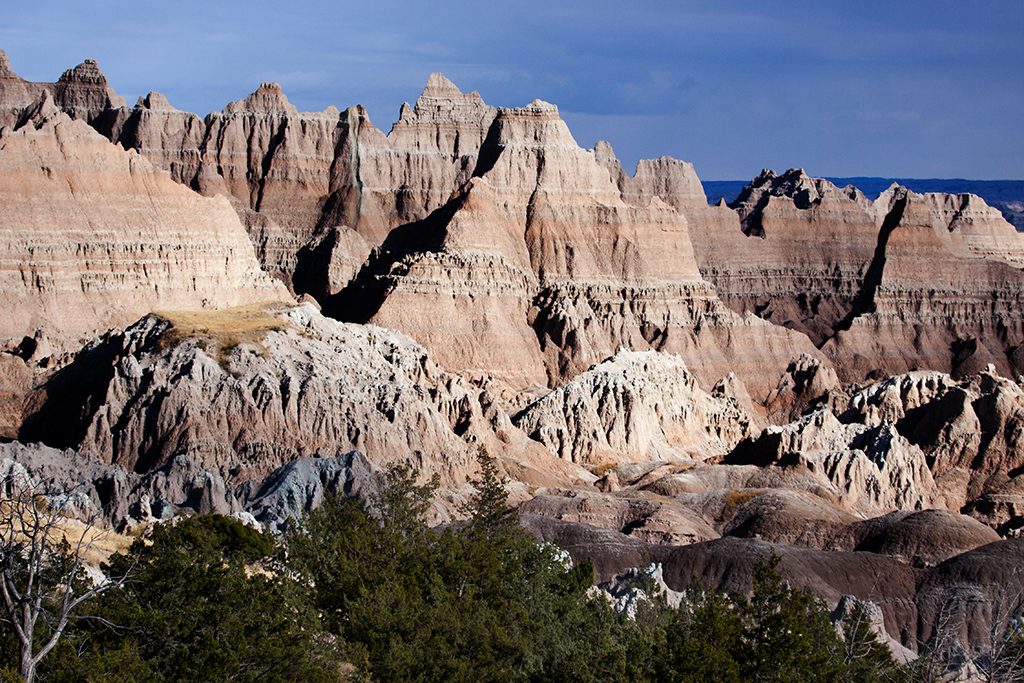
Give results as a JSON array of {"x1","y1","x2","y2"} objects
[
  {"x1": 1, "y1": 499, "x2": 133, "y2": 566},
  {"x1": 153, "y1": 301, "x2": 291, "y2": 371},
  {"x1": 721, "y1": 489, "x2": 763, "y2": 520}
]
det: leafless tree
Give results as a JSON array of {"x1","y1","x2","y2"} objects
[
  {"x1": 0, "y1": 476, "x2": 132, "y2": 683},
  {"x1": 973, "y1": 567, "x2": 1024, "y2": 683},
  {"x1": 909, "y1": 575, "x2": 1024, "y2": 683}
]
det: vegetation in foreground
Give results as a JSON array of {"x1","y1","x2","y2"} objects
[{"x1": 2, "y1": 450, "x2": 1018, "y2": 683}]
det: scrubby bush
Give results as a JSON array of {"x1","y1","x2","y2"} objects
[{"x1": 22, "y1": 451, "x2": 913, "y2": 683}]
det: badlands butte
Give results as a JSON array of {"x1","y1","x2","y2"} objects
[{"x1": 2, "y1": 50, "x2": 1024, "y2": 656}]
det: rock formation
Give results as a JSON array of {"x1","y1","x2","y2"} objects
[
  {"x1": 18, "y1": 303, "x2": 583, "y2": 513},
  {"x1": 4, "y1": 50, "x2": 1024, "y2": 664},
  {"x1": 99, "y1": 72, "x2": 497, "y2": 293},
  {"x1": 333, "y1": 99, "x2": 823, "y2": 397},
  {"x1": 7, "y1": 51, "x2": 1024, "y2": 396},
  {"x1": 0, "y1": 90, "x2": 288, "y2": 353},
  {"x1": 824, "y1": 184, "x2": 1024, "y2": 381},
  {"x1": 726, "y1": 409, "x2": 941, "y2": 516},
  {"x1": 0, "y1": 440, "x2": 377, "y2": 533},
  {"x1": 512, "y1": 349, "x2": 754, "y2": 464},
  {"x1": 0, "y1": 50, "x2": 124, "y2": 129},
  {"x1": 687, "y1": 168, "x2": 1024, "y2": 384}
]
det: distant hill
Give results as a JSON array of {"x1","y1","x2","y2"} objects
[{"x1": 703, "y1": 178, "x2": 1024, "y2": 231}]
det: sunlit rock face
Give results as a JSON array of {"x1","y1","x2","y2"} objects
[{"x1": 0, "y1": 91, "x2": 287, "y2": 352}]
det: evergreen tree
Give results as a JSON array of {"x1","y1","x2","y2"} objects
[
  {"x1": 46, "y1": 514, "x2": 334, "y2": 683},
  {"x1": 735, "y1": 555, "x2": 846, "y2": 683},
  {"x1": 655, "y1": 579, "x2": 743, "y2": 683}
]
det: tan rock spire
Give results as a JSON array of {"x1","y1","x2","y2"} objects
[{"x1": 0, "y1": 49, "x2": 19, "y2": 80}]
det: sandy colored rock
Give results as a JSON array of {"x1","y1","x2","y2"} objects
[
  {"x1": 20, "y1": 304, "x2": 581, "y2": 511},
  {"x1": 513, "y1": 349, "x2": 754, "y2": 465},
  {"x1": 823, "y1": 184, "x2": 1024, "y2": 382},
  {"x1": 844, "y1": 369, "x2": 1024, "y2": 482},
  {"x1": 0, "y1": 93, "x2": 288, "y2": 352},
  {"x1": 101, "y1": 74, "x2": 498, "y2": 296},
  {"x1": 0, "y1": 51, "x2": 124, "y2": 129},
  {"x1": 681, "y1": 169, "x2": 1024, "y2": 384},
  {"x1": 763, "y1": 353, "x2": 843, "y2": 423},
  {"x1": 520, "y1": 488, "x2": 719, "y2": 545},
  {"x1": 337, "y1": 97, "x2": 823, "y2": 399},
  {"x1": 687, "y1": 169, "x2": 880, "y2": 347},
  {"x1": 727, "y1": 409, "x2": 940, "y2": 516}
]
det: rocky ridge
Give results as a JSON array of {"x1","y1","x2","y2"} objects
[
  {"x1": 3, "y1": 51, "x2": 1024, "y2": 664},
  {"x1": 17, "y1": 303, "x2": 590, "y2": 514},
  {"x1": 333, "y1": 98, "x2": 824, "y2": 398},
  {"x1": 0, "y1": 89, "x2": 287, "y2": 353},
  {"x1": 694, "y1": 169, "x2": 1024, "y2": 383}
]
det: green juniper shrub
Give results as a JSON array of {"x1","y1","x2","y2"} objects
[
  {"x1": 733, "y1": 555, "x2": 847, "y2": 683},
  {"x1": 288, "y1": 449, "x2": 648, "y2": 683},
  {"x1": 43, "y1": 514, "x2": 335, "y2": 683}
]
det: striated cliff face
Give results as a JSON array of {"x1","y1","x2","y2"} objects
[
  {"x1": 98, "y1": 72, "x2": 497, "y2": 294},
  {"x1": 7, "y1": 51, "x2": 1024, "y2": 398},
  {"x1": 824, "y1": 184, "x2": 1024, "y2": 381},
  {"x1": 688, "y1": 168, "x2": 1024, "y2": 383},
  {"x1": 0, "y1": 91, "x2": 287, "y2": 352},
  {"x1": 333, "y1": 99, "x2": 823, "y2": 397},
  {"x1": 690, "y1": 169, "x2": 879, "y2": 347},
  {"x1": 0, "y1": 56, "x2": 824, "y2": 398}
]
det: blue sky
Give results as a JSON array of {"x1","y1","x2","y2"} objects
[{"x1": 3, "y1": 0, "x2": 1021, "y2": 180}]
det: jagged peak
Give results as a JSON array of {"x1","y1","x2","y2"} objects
[
  {"x1": 390, "y1": 73, "x2": 494, "y2": 137},
  {"x1": 0, "y1": 49, "x2": 20, "y2": 80},
  {"x1": 57, "y1": 58, "x2": 107, "y2": 87},
  {"x1": 408, "y1": 72, "x2": 490, "y2": 117},
  {"x1": 742, "y1": 167, "x2": 841, "y2": 200},
  {"x1": 875, "y1": 182, "x2": 910, "y2": 204},
  {"x1": 136, "y1": 92, "x2": 178, "y2": 112},
  {"x1": 593, "y1": 140, "x2": 618, "y2": 164},
  {"x1": 223, "y1": 82, "x2": 298, "y2": 115},
  {"x1": 422, "y1": 72, "x2": 462, "y2": 98},
  {"x1": 16, "y1": 89, "x2": 64, "y2": 130}
]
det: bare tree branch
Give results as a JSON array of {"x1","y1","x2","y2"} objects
[{"x1": 0, "y1": 475, "x2": 134, "y2": 683}]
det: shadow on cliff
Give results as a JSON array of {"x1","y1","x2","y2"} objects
[
  {"x1": 322, "y1": 190, "x2": 468, "y2": 323},
  {"x1": 831, "y1": 192, "x2": 907, "y2": 336},
  {"x1": 19, "y1": 335, "x2": 122, "y2": 451}
]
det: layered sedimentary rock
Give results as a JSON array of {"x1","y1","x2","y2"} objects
[
  {"x1": 0, "y1": 50, "x2": 124, "y2": 129},
  {"x1": 101, "y1": 83, "x2": 349, "y2": 289},
  {"x1": 0, "y1": 55, "x2": 822, "y2": 398},
  {"x1": 824, "y1": 184, "x2": 1024, "y2": 381},
  {"x1": 686, "y1": 168, "x2": 1024, "y2": 383},
  {"x1": 8, "y1": 51, "x2": 1024, "y2": 396},
  {"x1": 0, "y1": 92, "x2": 287, "y2": 352},
  {"x1": 336, "y1": 98, "x2": 822, "y2": 397},
  {"x1": 99, "y1": 73, "x2": 497, "y2": 293},
  {"x1": 703, "y1": 170, "x2": 880, "y2": 347},
  {"x1": 19, "y1": 303, "x2": 580, "y2": 509},
  {"x1": 512, "y1": 349, "x2": 754, "y2": 464}
]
